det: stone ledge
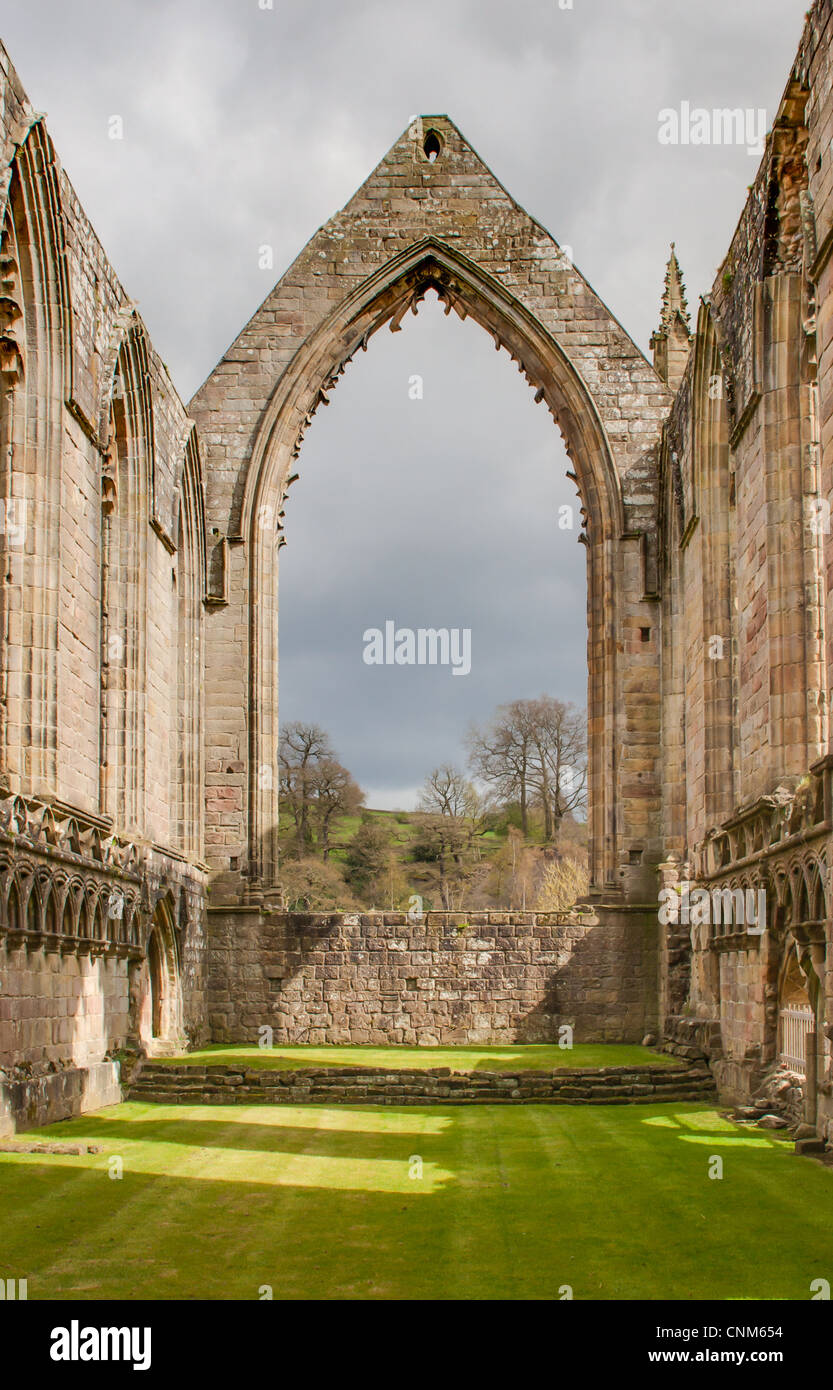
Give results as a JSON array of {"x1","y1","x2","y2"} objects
[
  {"x1": 129, "y1": 1060, "x2": 714, "y2": 1108},
  {"x1": 0, "y1": 1061, "x2": 121, "y2": 1136}
]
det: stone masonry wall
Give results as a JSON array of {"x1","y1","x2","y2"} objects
[
  {"x1": 0, "y1": 40, "x2": 204, "y2": 849},
  {"x1": 0, "y1": 40, "x2": 209, "y2": 1133},
  {"x1": 0, "y1": 934, "x2": 128, "y2": 1137},
  {"x1": 0, "y1": 940, "x2": 128, "y2": 1070},
  {"x1": 207, "y1": 908, "x2": 656, "y2": 1046}
]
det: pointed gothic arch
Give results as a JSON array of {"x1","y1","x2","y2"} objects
[
  {"x1": 190, "y1": 117, "x2": 672, "y2": 898},
  {"x1": 691, "y1": 299, "x2": 735, "y2": 831},
  {"x1": 243, "y1": 242, "x2": 627, "y2": 889},
  {"x1": 100, "y1": 319, "x2": 153, "y2": 832},
  {"x1": 658, "y1": 428, "x2": 687, "y2": 862},
  {"x1": 0, "y1": 121, "x2": 72, "y2": 798},
  {"x1": 6, "y1": 877, "x2": 20, "y2": 932},
  {"x1": 134, "y1": 897, "x2": 184, "y2": 1054},
  {"x1": 170, "y1": 427, "x2": 206, "y2": 858}
]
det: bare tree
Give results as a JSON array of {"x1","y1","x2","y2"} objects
[
  {"x1": 411, "y1": 813, "x2": 476, "y2": 909},
  {"x1": 279, "y1": 722, "x2": 333, "y2": 853},
  {"x1": 526, "y1": 697, "x2": 587, "y2": 841},
  {"x1": 466, "y1": 701, "x2": 536, "y2": 833},
  {"x1": 311, "y1": 758, "x2": 364, "y2": 860},
  {"x1": 414, "y1": 765, "x2": 490, "y2": 908},
  {"x1": 279, "y1": 723, "x2": 364, "y2": 858},
  {"x1": 467, "y1": 697, "x2": 586, "y2": 841},
  {"x1": 418, "y1": 763, "x2": 482, "y2": 819},
  {"x1": 345, "y1": 819, "x2": 408, "y2": 908}
]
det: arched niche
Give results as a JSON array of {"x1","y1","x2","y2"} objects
[{"x1": 132, "y1": 899, "x2": 185, "y2": 1056}]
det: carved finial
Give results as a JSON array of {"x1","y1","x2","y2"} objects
[
  {"x1": 650, "y1": 243, "x2": 692, "y2": 390},
  {"x1": 660, "y1": 243, "x2": 691, "y2": 333}
]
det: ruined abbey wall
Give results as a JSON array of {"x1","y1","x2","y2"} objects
[
  {"x1": 659, "y1": 5, "x2": 833, "y2": 1139},
  {"x1": 2, "y1": 5, "x2": 833, "y2": 1139},
  {"x1": 0, "y1": 42, "x2": 208, "y2": 1134},
  {"x1": 188, "y1": 112, "x2": 672, "y2": 904}
]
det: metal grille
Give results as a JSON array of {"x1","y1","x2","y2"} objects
[{"x1": 779, "y1": 1006, "x2": 816, "y2": 1073}]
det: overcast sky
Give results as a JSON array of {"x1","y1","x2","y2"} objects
[{"x1": 2, "y1": 0, "x2": 809, "y2": 807}]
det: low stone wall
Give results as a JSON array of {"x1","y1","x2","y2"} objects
[
  {"x1": 130, "y1": 1060, "x2": 714, "y2": 1107},
  {"x1": 207, "y1": 906, "x2": 659, "y2": 1046},
  {"x1": 0, "y1": 1061, "x2": 121, "y2": 1136}
]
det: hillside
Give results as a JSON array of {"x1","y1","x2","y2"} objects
[{"x1": 277, "y1": 805, "x2": 588, "y2": 913}]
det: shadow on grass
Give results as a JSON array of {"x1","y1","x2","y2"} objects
[
  {"x1": 0, "y1": 1103, "x2": 829, "y2": 1301},
  {"x1": 56, "y1": 1109, "x2": 452, "y2": 1160},
  {"x1": 0, "y1": 1162, "x2": 462, "y2": 1300}
]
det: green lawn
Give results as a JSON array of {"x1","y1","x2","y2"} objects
[
  {"x1": 1, "y1": 1101, "x2": 830, "y2": 1300},
  {"x1": 152, "y1": 1042, "x2": 680, "y2": 1072}
]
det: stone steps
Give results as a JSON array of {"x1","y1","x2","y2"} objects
[{"x1": 128, "y1": 1062, "x2": 716, "y2": 1107}]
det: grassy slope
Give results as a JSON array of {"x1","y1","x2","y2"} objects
[
  {"x1": 280, "y1": 805, "x2": 582, "y2": 889},
  {"x1": 151, "y1": 1043, "x2": 681, "y2": 1071},
  {"x1": 284, "y1": 807, "x2": 422, "y2": 868},
  {"x1": 1, "y1": 1101, "x2": 830, "y2": 1300}
]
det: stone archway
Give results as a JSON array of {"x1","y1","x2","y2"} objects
[
  {"x1": 777, "y1": 946, "x2": 815, "y2": 1067},
  {"x1": 131, "y1": 900, "x2": 184, "y2": 1056},
  {"x1": 769, "y1": 861, "x2": 830, "y2": 1106},
  {"x1": 147, "y1": 928, "x2": 164, "y2": 1039},
  {"x1": 190, "y1": 115, "x2": 672, "y2": 911}
]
